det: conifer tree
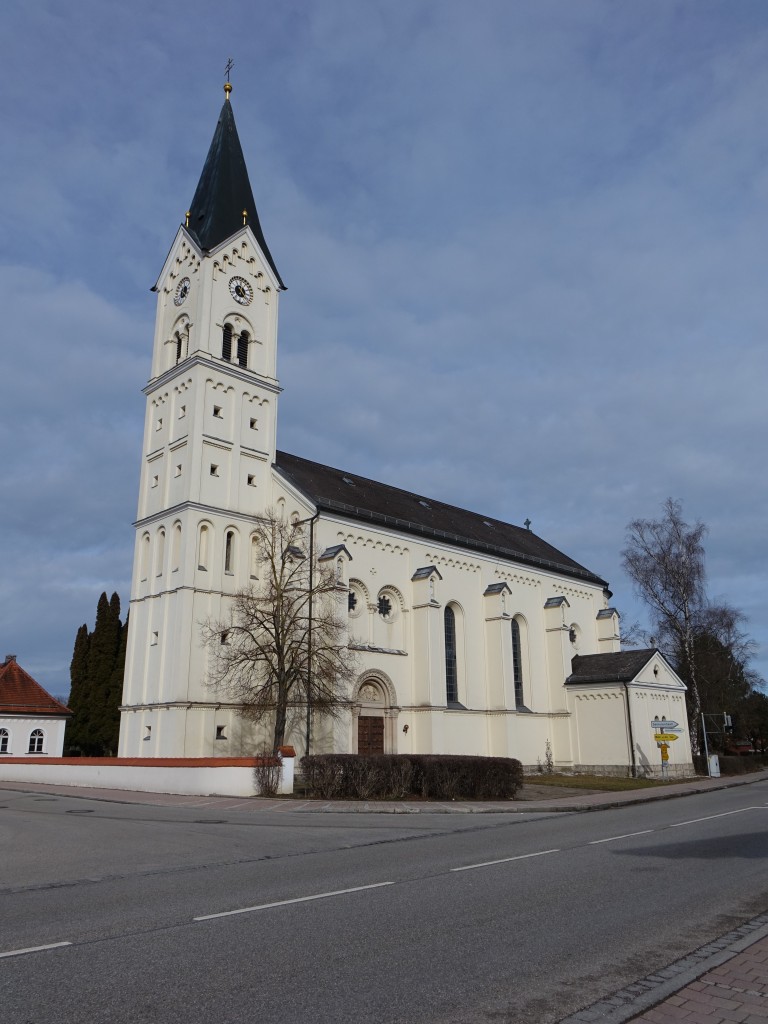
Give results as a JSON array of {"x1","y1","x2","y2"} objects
[
  {"x1": 66, "y1": 593, "x2": 125, "y2": 756},
  {"x1": 66, "y1": 624, "x2": 91, "y2": 752}
]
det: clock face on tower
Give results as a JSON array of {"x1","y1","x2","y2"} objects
[
  {"x1": 229, "y1": 275, "x2": 253, "y2": 306},
  {"x1": 174, "y1": 277, "x2": 190, "y2": 306}
]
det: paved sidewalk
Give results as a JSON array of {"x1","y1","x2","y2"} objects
[
  {"x1": 560, "y1": 914, "x2": 768, "y2": 1024},
  {"x1": 630, "y1": 933, "x2": 768, "y2": 1023},
  {"x1": 1, "y1": 767, "x2": 766, "y2": 813}
]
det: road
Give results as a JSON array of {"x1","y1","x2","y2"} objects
[{"x1": 1, "y1": 781, "x2": 767, "y2": 1023}]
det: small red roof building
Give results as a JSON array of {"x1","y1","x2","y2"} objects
[{"x1": 0, "y1": 655, "x2": 71, "y2": 717}]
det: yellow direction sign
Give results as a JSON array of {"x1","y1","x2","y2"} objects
[{"x1": 655, "y1": 733, "x2": 679, "y2": 742}]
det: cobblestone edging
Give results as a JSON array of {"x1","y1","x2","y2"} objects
[{"x1": 559, "y1": 911, "x2": 768, "y2": 1024}]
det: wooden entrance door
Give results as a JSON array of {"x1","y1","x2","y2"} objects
[{"x1": 358, "y1": 716, "x2": 384, "y2": 755}]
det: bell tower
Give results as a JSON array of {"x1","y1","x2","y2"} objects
[{"x1": 119, "y1": 84, "x2": 285, "y2": 757}]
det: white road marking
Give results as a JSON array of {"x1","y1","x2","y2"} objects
[
  {"x1": 589, "y1": 830, "x2": 654, "y2": 845},
  {"x1": 451, "y1": 848, "x2": 560, "y2": 872},
  {"x1": 669, "y1": 807, "x2": 764, "y2": 828},
  {"x1": 193, "y1": 881, "x2": 394, "y2": 921},
  {"x1": 0, "y1": 941, "x2": 72, "y2": 959}
]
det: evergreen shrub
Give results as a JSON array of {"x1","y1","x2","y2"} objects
[{"x1": 301, "y1": 753, "x2": 523, "y2": 800}]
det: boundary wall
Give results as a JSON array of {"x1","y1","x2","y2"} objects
[{"x1": 0, "y1": 755, "x2": 295, "y2": 797}]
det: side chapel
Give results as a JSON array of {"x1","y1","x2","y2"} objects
[{"x1": 119, "y1": 85, "x2": 694, "y2": 777}]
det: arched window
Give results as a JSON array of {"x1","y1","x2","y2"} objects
[
  {"x1": 175, "y1": 332, "x2": 183, "y2": 363},
  {"x1": 28, "y1": 729, "x2": 44, "y2": 754},
  {"x1": 171, "y1": 522, "x2": 182, "y2": 572},
  {"x1": 224, "y1": 530, "x2": 235, "y2": 574},
  {"x1": 249, "y1": 535, "x2": 259, "y2": 579},
  {"x1": 155, "y1": 528, "x2": 165, "y2": 578},
  {"x1": 140, "y1": 533, "x2": 150, "y2": 582},
  {"x1": 511, "y1": 619, "x2": 524, "y2": 708},
  {"x1": 0, "y1": 728, "x2": 9, "y2": 753},
  {"x1": 198, "y1": 524, "x2": 210, "y2": 571},
  {"x1": 445, "y1": 605, "x2": 458, "y2": 704},
  {"x1": 237, "y1": 331, "x2": 249, "y2": 368},
  {"x1": 222, "y1": 323, "x2": 232, "y2": 361}
]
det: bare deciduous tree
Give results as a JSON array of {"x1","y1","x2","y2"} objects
[
  {"x1": 201, "y1": 511, "x2": 358, "y2": 754},
  {"x1": 622, "y1": 498, "x2": 707, "y2": 749}
]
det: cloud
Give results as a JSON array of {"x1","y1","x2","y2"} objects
[{"x1": 1, "y1": 0, "x2": 766, "y2": 691}]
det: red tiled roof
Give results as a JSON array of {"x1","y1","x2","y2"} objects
[{"x1": 0, "y1": 658, "x2": 71, "y2": 717}]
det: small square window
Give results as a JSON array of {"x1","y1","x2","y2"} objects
[
  {"x1": 210, "y1": 464, "x2": 219, "y2": 477},
  {"x1": 220, "y1": 631, "x2": 229, "y2": 644},
  {"x1": 249, "y1": 418, "x2": 258, "y2": 430},
  {"x1": 213, "y1": 405, "x2": 223, "y2": 419},
  {"x1": 247, "y1": 474, "x2": 256, "y2": 487},
  {"x1": 151, "y1": 475, "x2": 159, "y2": 489},
  {"x1": 216, "y1": 725, "x2": 227, "y2": 740},
  {"x1": 179, "y1": 405, "x2": 186, "y2": 418},
  {"x1": 144, "y1": 725, "x2": 152, "y2": 741},
  {"x1": 156, "y1": 417, "x2": 163, "y2": 431},
  {"x1": 151, "y1": 631, "x2": 159, "y2": 646},
  {"x1": 174, "y1": 464, "x2": 182, "y2": 478}
]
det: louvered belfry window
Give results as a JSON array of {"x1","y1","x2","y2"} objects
[
  {"x1": 237, "y1": 331, "x2": 248, "y2": 368},
  {"x1": 222, "y1": 323, "x2": 232, "y2": 361}
]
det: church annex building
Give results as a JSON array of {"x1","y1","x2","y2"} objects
[{"x1": 118, "y1": 85, "x2": 693, "y2": 778}]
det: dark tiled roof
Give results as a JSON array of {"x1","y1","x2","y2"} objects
[
  {"x1": 0, "y1": 658, "x2": 71, "y2": 717},
  {"x1": 187, "y1": 97, "x2": 284, "y2": 288},
  {"x1": 566, "y1": 649, "x2": 658, "y2": 685},
  {"x1": 275, "y1": 451, "x2": 607, "y2": 586}
]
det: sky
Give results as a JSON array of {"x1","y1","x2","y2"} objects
[{"x1": 1, "y1": 0, "x2": 767, "y2": 698}]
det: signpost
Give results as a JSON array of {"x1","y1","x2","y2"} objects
[{"x1": 651, "y1": 719, "x2": 682, "y2": 779}]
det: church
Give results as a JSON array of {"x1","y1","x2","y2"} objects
[{"x1": 118, "y1": 85, "x2": 693, "y2": 777}]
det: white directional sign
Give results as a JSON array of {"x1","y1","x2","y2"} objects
[{"x1": 651, "y1": 720, "x2": 680, "y2": 731}]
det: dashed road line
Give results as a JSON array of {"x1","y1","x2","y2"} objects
[
  {"x1": 193, "y1": 881, "x2": 394, "y2": 921},
  {"x1": 0, "y1": 941, "x2": 72, "y2": 959},
  {"x1": 450, "y1": 848, "x2": 560, "y2": 872},
  {"x1": 589, "y1": 830, "x2": 654, "y2": 845},
  {"x1": 669, "y1": 807, "x2": 763, "y2": 828}
]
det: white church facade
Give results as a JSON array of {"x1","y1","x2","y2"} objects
[{"x1": 119, "y1": 85, "x2": 694, "y2": 777}]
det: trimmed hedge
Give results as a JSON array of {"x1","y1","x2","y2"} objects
[{"x1": 301, "y1": 753, "x2": 523, "y2": 800}]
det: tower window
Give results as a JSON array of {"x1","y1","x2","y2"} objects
[
  {"x1": 175, "y1": 334, "x2": 183, "y2": 363},
  {"x1": 210, "y1": 464, "x2": 219, "y2": 477},
  {"x1": 156, "y1": 417, "x2": 163, "y2": 431},
  {"x1": 174, "y1": 464, "x2": 182, "y2": 478},
  {"x1": 249, "y1": 418, "x2": 257, "y2": 430},
  {"x1": 151, "y1": 475, "x2": 159, "y2": 489},
  {"x1": 216, "y1": 725, "x2": 227, "y2": 740},
  {"x1": 213, "y1": 405, "x2": 223, "y2": 419},
  {"x1": 222, "y1": 323, "x2": 232, "y2": 361},
  {"x1": 179, "y1": 405, "x2": 186, "y2": 419},
  {"x1": 237, "y1": 331, "x2": 249, "y2": 368},
  {"x1": 377, "y1": 594, "x2": 392, "y2": 619},
  {"x1": 151, "y1": 631, "x2": 159, "y2": 646},
  {"x1": 247, "y1": 474, "x2": 256, "y2": 487},
  {"x1": 224, "y1": 530, "x2": 234, "y2": 574}
]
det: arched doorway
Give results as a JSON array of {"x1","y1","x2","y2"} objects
[{"x1": 355, "y1": 674, "x2": 398, "y2": 755}]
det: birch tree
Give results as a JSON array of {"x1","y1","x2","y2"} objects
[{"x1": 622, "y1": 499, "x2": 706, "y2": 750}]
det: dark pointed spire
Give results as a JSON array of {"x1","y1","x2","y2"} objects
[{"x1": 187, "y1": 85, "x2": 284, "y2": 289}]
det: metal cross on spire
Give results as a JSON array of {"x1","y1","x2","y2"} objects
[{"x1": 225, "y1": 57, "x2": 234, "y2": 83}]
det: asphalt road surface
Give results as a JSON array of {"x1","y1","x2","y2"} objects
[{"x1": 1, "y1": 781, "x2": 767, "y2": 1023}]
